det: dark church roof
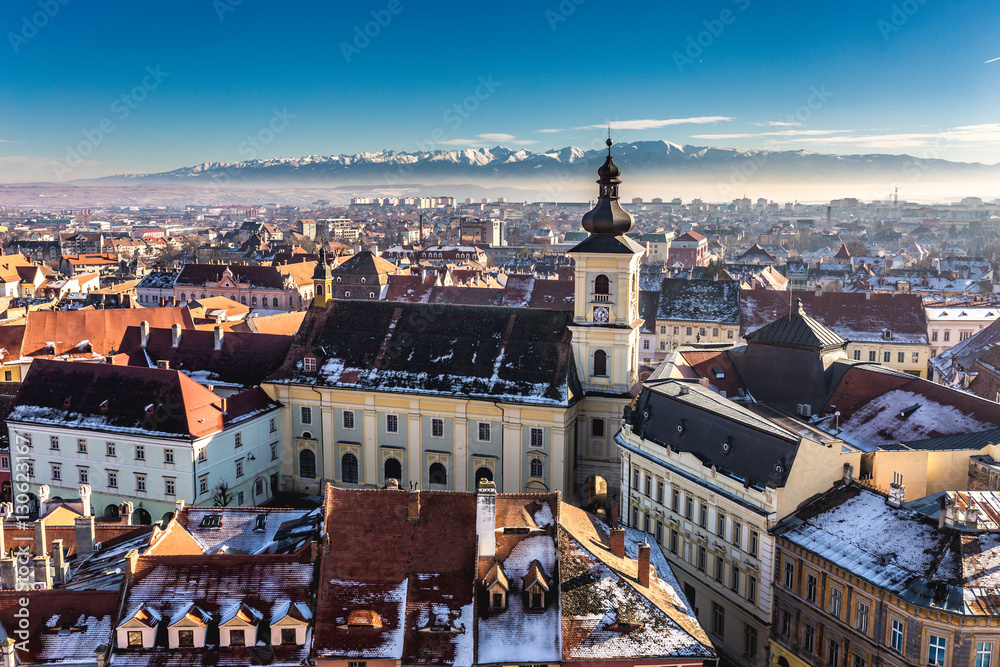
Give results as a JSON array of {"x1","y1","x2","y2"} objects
[
  {"x1": 268, "y1": 300, "x2": 581, "y2": 407},
  {"x1": 745, "y1": 299, "x2": 847, "y2": 350},
  {"x1": 579, "y1": 139, "x2": 635, "y2": 236},
  {"x1": 657, "y1": 279, "x2": 740, "y2": 325}
]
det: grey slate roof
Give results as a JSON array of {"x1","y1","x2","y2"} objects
[
  {"x1": 656, "y1": 278, "x2": 740, "y2": 325},
  {"x1": 638, "y1": 291, "x2": 659, "y2": 334},
  {"x1": 624, "y1": 379, "x2": 799, "y2": 489},
  {"x1": 566, "y1": 234, "x2": 645, "y2": 255}
]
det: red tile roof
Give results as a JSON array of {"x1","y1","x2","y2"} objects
[
  {"x1": 0, "y1": 590, "x2": 119, "y2": 664},
  {"x1": 20, "y1": 307, "x2": 195, "y2": 358}
]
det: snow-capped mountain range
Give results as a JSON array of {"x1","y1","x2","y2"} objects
[{"x1": 94, "y1": 140, "x2": 1000, "y2": 193}]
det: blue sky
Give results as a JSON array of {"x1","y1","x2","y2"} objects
[{"x1": 1, "y1": 0, "x2": 998, "y2": 182}]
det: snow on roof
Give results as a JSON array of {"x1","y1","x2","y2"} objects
[
  {"x1": 181, "y1": 508, "x2": 318, "y2": 555},
  {"x1": 837, "y1": 389, "x2": 996, "y2": 452},
  {"x1": 477, "y1": 535, "x2": 561, "y2": 665}
]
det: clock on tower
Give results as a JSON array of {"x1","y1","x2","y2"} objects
[{"x1": 593, "y1": 306, "x2": 609, "y2": 323}]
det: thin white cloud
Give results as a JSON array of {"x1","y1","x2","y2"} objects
[
  {"x1": 693, "y1": 130, "x2": 854, "y2": 139},
  {"x1": 577, "y1": 116, "x2": 733, "y2": 131},
  {"x1": 436, "y1": 135, "x2": 538, "y2": 147},
  {"x1": 753, "y1": 121, "x2": 801, "y2": 127},
  {"x1": 477, "y1": 133, "x2": 515, "y2": 142},
  {"x1": 782, "y1": 124, "x2": 1000, "y2": 149},
  {"x1": 535, "y1": 128, "x2": 565, "y2": 133},
  {"x1": 437, "y1": 138, "x2": 483, "y2": 145},
  {"x1": 986, "y1": 57, "x2": 1000, "y2": 64}
]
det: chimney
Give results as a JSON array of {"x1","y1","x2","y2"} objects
[
  {"x1": 638, "y1": 544, "x2": 651, "y2": 586},
  {"x1": 408, "y1": 490, "x2": 421, "y2": 522},
  {"x1": 220, "y1": 398, "x2": 227, "y2": 414},
  {"x1": 815, "y1": 284, "x2": 823, "y2": 297},
  {"x1": 609, "y1": 499, "x2": 619, "y2": 528},
  {"x1": 37, "y1": 484, "x2": 50, "y2": 517},
  {"x1": 79, "y1": 484, "x2": 92, "y2": 517},
  {"x1": 865, "y1": 291, "x2": 871, "y2": 300},
  {"x1": 174, "y1": 499, "x2": 185, "y2": 513},
  {"x1": 121, "y1": 501, "x2": 134, "y2": 526},
  {"x1": 171, "y1": 323, "x2": 182, "y2": 348},
  {"x1": 476, "y1": 480, "x2": 497, "y2": 558},
  {"x1": 214, "y1": 325, "x2": 224, "y2": 351},
  {"x1": 74, "y1": 516, "x2": 96, "y2": 558},
  {"x1": 610, "y1": 529, "x2": 626, "y2": 559},
  {"x1": 966, "y1": 504, "x2": 980, "y2": 529},
  {"x1": 33, "y1": 554, "x2": 51, "y2": 589},
  {"x1": 52, "y1": 539, "x2": 66, "y2": 584},
  {"x1": 888, "y1": 482, "x2": 905, "y2": 508},
  {"x1": 0, "y1": 558, "x2": 15, "y2": 589},
  {"x1": 33, "y1": 520, "x2": 47, "y2": 557},
  {"x1": 140, "y1": 320, "x2": 150, "y2": 348},
  {"x1": 124, "y1": 549, "x2": 139, "y2": 577},
  {"x1": 842, "y1": 463, "x2": 853, "y2": 486}
]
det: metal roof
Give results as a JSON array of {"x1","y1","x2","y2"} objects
[{"x1": 745, "y1": 298, "x2": 847, "y2": 349}]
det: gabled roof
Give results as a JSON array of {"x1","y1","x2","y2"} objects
[
  {"x1": 483, "y1": 560, "x2": 509, "y2": 590},
  {"x1": 175, "y1": 263, "x2": 288, "y2": 289},
  {"x1": 741, "y1": 289, "x2": 928, "y2": 344},
  {"x1": 268, "y1": 300, "x2": 580, "y2": 407},
  {"x1": 20, "y1": 307, "x2": 195, "y2": 358},
  {"x1": 558, "y1": 505, "x2": 714, "y2": 661},
  {"x1": 0, "y1": 590, "x2": 118, "y2": 664},
  {"x1": 9, "y1": 360, "x2": 227, "y2": 439},
  {"x1": 118, "y1": 325, "x2": 293, "y2": 389},
  {"x1": 745, "y1": 298, "x2": 848, "y2": 350},
  {"x1": 332, "y1": 250, "x2": 399, "y2": 276},
  {"x1": 567, "y1": 234, "x2": 645, "y2": 255}
]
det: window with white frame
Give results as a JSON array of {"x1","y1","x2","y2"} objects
[
  {"x1": 134, "y1": 445, "x2": 144, "y2": 461},
  {"x1": 830, "y1": 587, "x2": 842, "y2": 618},
  {"x1": 301, "y1": 406, "x2": 312, "y2": 424},
  {"x1": 235, "y1": 432, "x2": 242, "y2": 448},
  {"x1": 889, "y1": 618, "x2": 903, "y2": 653},
  {"x1": 854, "y1": 600, "x2": 869, "y2": 633},
  {"x1": 78, "y1": 467, "x2": 89, "y2": 484},
  {"x1": 270, "y1": 442, "x2": 277, "y2": 461},
  {"x1": 386, "y1": 414, "x2": 399, "y2": 433},
  {"x1": 198, "y1": 448, "x2": 207, "y2": 463},
  {"x1": 269, "y1": 418, "x2": 276, "y2": 433},
  {"x1": 106, "y1": 441, "x2": 116, "y2": 457},
  {"x1": 50, "y1": 435, "x2": 59, "y2": 450},
  {"x1": 478, "y1": 422, "x2": 490, "y2": 441},
  {"x1": 77, "y1": 438, "x2": 87, "y2": 453},
  {"x1": 236, "y1": 460, "x2": 244, "y2": 477},
  {"x1": 976, "y1": 642, "x2": 993, "y2": 667},
  {"x1": 165, "y1": 478, "x2": 175, "y2": 495},
  {"x1": 303, "y1": 357, "x2": 316, "y2": 372},
  {"x1": 343, "y1": 411, "x2": 355, "y2": 429},
  {"x1": 199, "y1": 477, "x2": 208, "y2": 494},
  {"x1": 107, "y1": 471, "x2": 117, "y2": 488},
  {"x1": 164, "y1": 448, "x2": 174, "y2": 463},
  {"x1": 927, "y1": 635, "x2": 947, "y2": 666},
  {"x1": 530, "y1": 428, "x2": 543, "y2": 447},
  {"x1": 135, "y1": 474, "x2": 146, "y2": 492},
  {"x1": 432, "y1": 418, "x2": 444, "y2": 438},
  {"x1": 51, "y1": 463, "x2": 61, "y2": 481}
]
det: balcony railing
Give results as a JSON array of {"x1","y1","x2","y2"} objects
[{"x1": 593, "y1": 294, "x2": 610, "y2": 302}]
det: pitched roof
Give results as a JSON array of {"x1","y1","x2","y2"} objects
[
  {"x1": 20, "y1": 307, "x2": 195, "y2": 358},
  {"x1": 741, "y1": 289, "x2": 928, "y2": 344},
  {"x1": 268, "y1": 300, "x2": 580, "y2": 407},
  {"x1": 656, "y1": 278, "x2": 740, "y2": 325},
  {"x1": 315, "y1": 487, "x2": 477, "y2": 664},
  {"x1": 9, "y1": 360, "x2": 226, "y2": 439},
  {"x1": 175, "y1": 264, "x2": 287, "y2": 289},
  {"x1": 332, "y1": 251, "x2": 400, "y2": 276},
  {"x1": 232, "y1": 310, "x2": 306, "y2": 335},
  {"x1": 118, "y1": 325, "x2": 293, "y2": 388},
  {"x1": 558, "y1": 505, "x2": 714, "y2": 661},
  {"x1": 0, "y1": 590, "x2": 118, "y2": 664},
  {"x1": 624, "y1": 379, "x2": 799, "y2": 489},
  {"x1": 744, "y1": 298, "x2": 848, "y2": 350}
]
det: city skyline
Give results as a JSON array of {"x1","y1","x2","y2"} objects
[{"x1": 1, "y1": 0, "x2": 998, "y2": 184}]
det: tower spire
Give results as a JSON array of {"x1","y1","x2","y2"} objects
[{"x1": 580, "y1": 137, "x2": 634, "y2": 235}]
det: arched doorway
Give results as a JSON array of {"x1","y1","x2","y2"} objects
[
  {"x1": 384, "y1": 457, "x2": 402, "y2": 482},
  {"x1": 134, "y1": 508, "x2": 152, "y2": 525},
  {"x1": 104, "y1": 504, "x2": 120, "y2": 519}
]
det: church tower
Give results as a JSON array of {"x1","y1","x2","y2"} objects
[
  {"x1": 312, "y1": 247, "x2": 333, "y2": 308},
  {"x1": 568, "y1": 139, "x2": 645, "y2": 501}
]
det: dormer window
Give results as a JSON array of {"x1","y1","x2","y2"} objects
[
  {"x1": 303, "y1": 356, "x2": 317, "y2": 372},
  {"x1": 483, "y1": 559, "x2": 510, "y2": 612},
  {"x1": 523, "y1": 560, "x2": 550, "y2": 611},
  {"x1": 127, "y1": 631, "x2": 143, "y2": 647},
  {"x1": 281, "y1": 628, "x2": 296, "y2": 644},
  {"x1": 178, "y1": 630, "x2": 194, "y2": 647}
]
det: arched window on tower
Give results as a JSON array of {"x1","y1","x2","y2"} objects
[
  {"x1": 316, "y1": 285, "x2": 323, "y2": 295},
  {"x1": 530, "y1": 458, "x2": 544, "y2": 478},
  {"x1": 595, "y1": 274, "x2": 610, "y2": 295},
  {"x1": 593, "y1": 349, "x2": 608, "y2": 377}
]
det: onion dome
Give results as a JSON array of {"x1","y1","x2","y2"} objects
[{"x1": 581, "y1": 138, "x2": 634, "y2": 235}]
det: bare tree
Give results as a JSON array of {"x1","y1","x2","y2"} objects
[{"x1": 212, "y1": 480, "x2": 235, "y2": 507}]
